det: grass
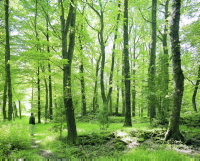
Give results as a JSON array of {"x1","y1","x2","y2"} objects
[{"x1": 0, "y1": 115, "x2": 200, "y2": 160}]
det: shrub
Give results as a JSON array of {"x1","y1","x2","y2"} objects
[{"x1": 0, "y1": 124, "x2": 31, "y2": 157}]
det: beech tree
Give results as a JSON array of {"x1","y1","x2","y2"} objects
[
  {"x1": 4, "y1": 0, "x2": 13, "y2": 121},
  {"x1": 123, "y1": 0, "x2": 132, "y2": 127},
  {"x1": 60, "y1": 0, "x2": 77, "y2": 144},
  {"x1": 148, "y1": 0, "x2": 157, "y2": 123},
  {"x1": 165, "y1": 0, "x2": 184, "y2": 141}
]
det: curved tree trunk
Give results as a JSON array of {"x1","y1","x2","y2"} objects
[
  {"x1": 165, "y1": 0, "x2": 184, "y2": 141},
  {"x1": 192, "y1": 65, "x2": 200, "y2": 112}
]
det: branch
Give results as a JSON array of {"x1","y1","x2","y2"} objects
[
  {"x1": 138, "y1": 7, "x2": 152, "y2": 23},
  {"x1": 185, "y1": 76, "x2": 195, "y2": 86}
]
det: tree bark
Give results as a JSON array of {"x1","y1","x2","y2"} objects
[
  {"x1": 46, "y1": 14, "x2": 53, "y2": 120},
  {"x1": 92, "y1": 55, "x2": 101, "y2": 113},
  {"x1": 107, "y1": 2, "x2": 121, "y2": 114},
  {"x1": 37, "y1": 66, "x2": 41, "y2": 123},
  {"x1": 2, "y1": 79, "x2": 7, "y2": 120},
  {"x1": 192, "y1": 65, "x2": 200, "y2": 112},
  {"x1": 165, "y1": 0, "x2": 184, "y2": 141},
  {"x1": 78, "y1": 32, "x2": 87, "y2": 116},
  {"x1": 79, "y1": 58, "x2": 87, "y2": 116},
  {"x1": 158, "y1": 0, "x2": 170, "y2": 121},
  {"x1": 18, "y1": 100, "x2": 22, "y2": 119},
  {"x1": 148, "y1": 0, "x2": 157, "y2": 123},
  {"x1": 123, "y1": 0, "x2": 132, "y2": 127},
  {"x1": 5, "y1": 0, "x2": 13, "y2": 121},
  {"x1": 60, "y1": 0, "x2": 77, "y2": 144}
]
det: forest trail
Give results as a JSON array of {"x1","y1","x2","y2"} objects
[{"x1": 30, "y1": 124, "x2": 57, "y2": 159}]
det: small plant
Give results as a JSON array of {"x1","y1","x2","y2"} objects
[{"x1": 97, "y1": 110, "x2": 110, "y2": 130}]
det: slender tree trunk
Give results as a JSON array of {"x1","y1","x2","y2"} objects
[
  {"x1": 92, "y1": 55, "x2": 101, "y2": 112},
  {"x1": 192, "y1": 65, "x2": 200, "y2": 112},
  {"x1": 44, "y1": 77, "x2": 48, "y2": 122},
  {"x1": 78, "y1": 35, "x2": 87, "y2": 116},
  {"x1": 158, "y1": 0, "x2": 170, "y2": 121},
  {"x1": 5, "y1": 0, "x2": 13, "y2": 121},
  {"x1": 165, "y1": 0, "x2": 184, "y2": 141},
  {"x1": 99, "y1": 10, "x2": 107, "y2": 113},
  {"x1": 123, "y1": 0, "x2": 132, "y2": 127},
  {"x1": 18, "y1": 100, "x2": 22, "y2": 119},
  {"x1": 79, "y1": 61, "x2": 87, "y2": 116},
  {"x1": 115, "y1": 83, "x2": 119, "y2": 115},
  {"x1": 107, "y1": 2, "x2": 121, "y2": 114},
  {"x1": 34, "y1": 0, "x2": 41, "y2": 123},
  {"x1": 148, "y1": 0, "x2": 157, "y2": 123},
  {"x1": 37, "y1": 66, "x2": 41, "y2": 123},
  {"x1": 2, "y1": 79, "x2": 7, "y2": 120},
  {"x1": 46, "y1": 16, "x2": 53, "y2": 120},
  {"x1": 131, "y1": 37, "x2": 137, "y2": 117}
]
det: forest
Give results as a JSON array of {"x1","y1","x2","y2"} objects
[{"x1": 0, "y1": 0, "x2": 200, "y2": 159}]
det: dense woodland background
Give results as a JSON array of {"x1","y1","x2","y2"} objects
[{"x1": 0, "y1": 0, "x2": 200, "y2": 149}]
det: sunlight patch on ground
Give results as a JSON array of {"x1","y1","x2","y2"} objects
[
  {"x1": 115, "y1": 130, "x2": 128, "y2": 137},
  {"x1": 77, "y1": 129, "x2": 84, "y2": 132},
  {"x1": 115, "y1": 130, "x2": 139, "y2": 149},
  {"x1": 45, "y1": 136, "x2": 55, "y2": 141}
]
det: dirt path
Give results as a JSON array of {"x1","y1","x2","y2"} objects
[{"x1": 30, "y1": 128, "x2": 57, "y2": 159}]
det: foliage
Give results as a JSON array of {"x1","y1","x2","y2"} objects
[
  {"x1": 180, "y1": 112, "x2": 200, "y2": 127},
  {"x1": 0, "y1": 123, "x2": 31, "y2": 158}
]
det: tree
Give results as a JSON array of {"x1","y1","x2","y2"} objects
[
  {"x1": 4, "y1": 0, "x2": 13, "y2": 121},
  {"x1": 157, "y1": 0, "x2": 170, "y2": 122},
  {"x1": 123, "y1": 0, "x2": 132, "y2": 127},
  {"x1": 148, "y1": 0, "x2": 157, "y2": 123},
  {"x1": 60, "y1": 0, "x2": 77, "y2": 144},
  {"x1": 165, "y1": 0, "x2": 184, "y2": 141},
  {"x1": 192, "y1": 65, "x2": 200, "y2": 112}
]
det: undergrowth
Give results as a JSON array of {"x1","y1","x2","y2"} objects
[{"x1": 0, "y1": 123, "x2": 31, "y2": 158}]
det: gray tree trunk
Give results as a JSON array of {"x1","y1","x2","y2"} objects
[
  {"x1": 5, "y1": 0, "x2": 13, "y2": 121},
  {"x1": 123, "y1": 0, "x2": 132, "y2": 127},
  {"x1": 148, "y1": 0, "x2": 157, "y2": 123},
  {"x1": 165, "y1": 0, "x2": 184, "y2": 141}
]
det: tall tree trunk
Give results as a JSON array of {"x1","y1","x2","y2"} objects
[
  {"x1": 44, "y1": 76, "x2": 48, "y2": 122},
  {"x1": 107, "y1": 2, "x2": 121, "y2": 114},
  {"x1": 92, "y1": 55, "x2": 101, "y2": 112},
  {"x1": 79, "y1": 60, "x2": 87, "y2": 116},
  {"x1": 37, "y1": 66, "x2": 41, "y2": 123},
  {"x1": 165, "y1": 0, "x2": 184, "y2": 141},
  {"x1": 148, "y1": 0, "x2": 157, "y2": 123},
  {"x1": 46, "y1": 14, "x2": 53, "y2": 120},
  {"x1": 34, "y1": 0, "x2": 41, "y2": 123},
  {"x1": 78, "y1": 34, "x2": 87, "y2": 116},
  {"x1": 48, "y1": 63, "x2": 53, "y2": 120},
  {"x1": 60, "y1": 0, "x2": 77, "y2": 144},
  {"x1": 5, "y1": 0, "x2": 13, "y2": 121},
  {"x1": 18, "y1": 100, "x2": 22, "y2": 119},
  {"x1": 158, "y1": 0, "x2": 170, "y2": 121},
  {"x1": 131, "y1": 35, "x2": 137, "y2": 117},
  {"x1": 192, "y1": 65, "x2": 200, "y2": 112},
  {"x1": 99, "y1": 8, "x2": 107, "y2": 113},
  {"x1": 2, "y1": 79, "x2": 7, "y2": 120},
  {"x1": 123, "y1": 0, "x2": 132, "y2": 127}
]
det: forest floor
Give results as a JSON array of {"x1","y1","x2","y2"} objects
[{"x1": 1, "y1": 115, "x2": 200, "y2": 160}]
